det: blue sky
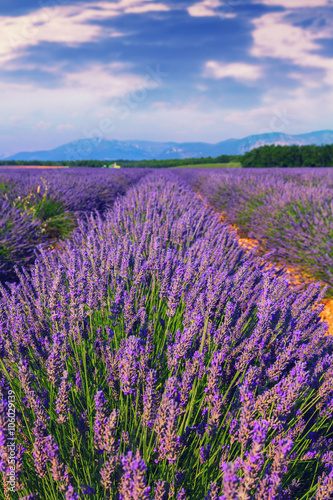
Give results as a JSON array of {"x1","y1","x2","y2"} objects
[{"x1": 0, "y1": 0, "x2": 333, "y2": 157}]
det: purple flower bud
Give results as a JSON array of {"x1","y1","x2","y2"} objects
[
  {"x1": 117, "y1": 335, "x2": 142, "y2": 395},
  {"x1": 119, "y1": 449, "x2": 151, "y2": 500},
  {"x1": 200, "y1": 444, "x2": 212, "y2": 464},
  {"x1": 65, "y1": 484, "x2": 80, "y2": 500},
  {"x1": 176, "y1": 487, "x2": 187, "y2": 500},
  {"x1": 205, "y1": 481, "x2": 220, "y2": 500},
  {"x1": 153, "y1": 479, "x2": 169, "y2": 500},
  {"x1": 100, "y1": 455, "x2": 119, "y2": 491},
  {"x1": 32, "y1": 419, "x2": 49, "y2": 479},
  {"x1": 55, "y1": 370, "x2": 71, "y2": 424},
  {"x1": 220, "y1": 459, "x2": 242, "y2": 500}
]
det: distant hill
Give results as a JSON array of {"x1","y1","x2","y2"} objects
[{"x1": 4, "y1": 130, "x2": 333, "y2": 161}]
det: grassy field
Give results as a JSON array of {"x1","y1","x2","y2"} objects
[{"x1": 170, "y1": 161, "x2": 242, "y2": 169}]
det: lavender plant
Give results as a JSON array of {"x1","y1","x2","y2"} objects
[
  {"x1": 0, "y1": 196, "x2": 45, "y2": 283},
  {"x1": 0, "y1": 173, "x2": 332, "y2": 499},
  {"x1": 177, "y1": 167, "x2": 333, "y2": 297},
  {"x1": 0, "y1": 167, "x2": 149, "y2": 284}
]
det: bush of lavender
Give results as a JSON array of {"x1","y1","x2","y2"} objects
[
  {"x1": 0, "y1": 173, "x2": 333, "y2": 499},
  {"x1": 0, "y1": 168, "x2": 149, "y2": 284},
  {"x1": 177, "y1": 168, "x2": 333, "y2": 297},
  {"x1": 0, "y1": 196, "x2": 46, "y2": 283},
  {"x1": 0, "y1": 168, "x2": 151, "y2": 218}
]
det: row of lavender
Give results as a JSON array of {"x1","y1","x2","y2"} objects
[
  {"x1": 0, "y1": 172, "x2": 332, "y2": 499},
  {"x1": 0, "y1": 168, "x2": 150, "y2": 283},
  {"x1": 176, "y1": 167, "x2": 333, "y2": 297}
]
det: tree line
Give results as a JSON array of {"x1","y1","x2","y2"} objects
[
  {"x1": 0, "y1": 155, "x2": 239, "y2": 168},
  {"x1": 1, "y1": 144, "x2": 333, "y2": 168},
  {"x1": 241, "y1": 144, "x2": 333, "y2": 168}
]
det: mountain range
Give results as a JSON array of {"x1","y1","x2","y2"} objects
[{"x1": 4, "y1": 130, "x2": 333, "y2": 162}]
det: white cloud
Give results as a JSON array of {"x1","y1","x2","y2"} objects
[
  {"x1": 0, "y1": 1, "x2": 170, "y2": 68},
  {"x1": 0, "y1": 63, "x2": 150, "y2": 137},
  {"x1": 57, "y1": 123, "x2": 74, "y2": 131},
  {"x1": 259, "y1": 0, "x2": 331, "y2": 7},
  {"x1": 204, "y1": 61, "x2": 262, "y2": 81},
  {"x1": 9, "y1": 114, "x2": 25, "y2": 122},
  {"x1": 150, "y1": 101, "x2": 169, "y2": 108},
  {"x1": 250, "y1": 11, "x2": 333, "y2": 87},
  {"x1": 187, "y1": 0, "x2": 236, "y2": 18},
  {"x1": 188, "y1": 0, "x2": 221, "y2": 17},
  {"x1": 223, "y1": 85, "x2": 333, "y2": 138},
  {"x1": 35, "y1": 120, "x2": 52, "y2": 129},
  {"x1": 63, "y1": 63, "x2": 146, "y2": 101},
  {"x1": 124, "y1": 3, "x2": 170, "y2": 13},
  {"x1": 195, "y1": 83, "x2": 209, "y2": 91},
  {"x1": 288, "y1": 72, "x2": 323, "y2": 88},
  {"x1": 3, "y1": 84, "x2": 333, "y2": 153},
  {"x1": 251, "y1": 12, "x2": 321, "y2": 61}
]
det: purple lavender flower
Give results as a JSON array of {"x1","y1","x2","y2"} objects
[
  {"x1": 154, "y1": 378, "x2": 183, "y2": 464},
  {"x1": 155, "y1": 398, "x2": 183, "y2": 464},
  {"x1": 166, "y1": 266, "x2": 185, "y2": 317},
  {"x1": 80, "y1": 485, "x2": 96, "y2": 495},
  {"x1": 119, "y1": 449, "x2": 151, "y2": 500},
  {"x1": 103, "y1": 409, "x2": 120, "y2": 455},
  {"x1": 238, "y1": 419, "x2": 269, "y2": 497},
  {"x1": 117, "y1": 335, "x2": 142, "y2": 395},
  {"x1": 315, "y1": 470, "x2": 333, "y2": 500},
  {"x1": 219, "y1": 459, "x2": 242, "y2": 500},
  {"x1": 153, "y1": 479, "x2": 169, "y2": 500},
  {"x1": 204, "y1": 348, "x2": 227, "y2": 405},
  {"x1": 176, "y1": 487, "x2": 187, "y2": 500},
  {"x1": 142, "y1": 369, "x2": 159, "y2": 428},
  {"x1": 178, "y1": 359, "x2": 196, "y2": 413},
  {"x1": 100, "y1": 455, "x2": 119, "y2": 490},
  {"x1": 93, "y1": 390, "x2": 108, "y2": 452},
  {"x1": 32, "y1": 419, "x2": 49, "y2": 479},
  {"x1": 45, "y1": 332, "x2": 64, "y2": 386},
  {"x1": 65, "y1": 484, "x2": 80, "y2": 500},
  {"x1": 205, "y1": 389, "x2": 224, "y2": 438},
  {"x1": 259, "y1": 437, "x2": 294, "y2": 500},
  {"x1": 205, "y1": 482, "x2": 221, "y2": 500},
  {"x1": 101, "y1": 344, "x2": 119, "y2": 401},
  {"x1": 55, "y1": 370, "x2": 72, "y2": 424},
  {"x1": 237, "y1": 381, "x2": 255, "y2": 451},
  {"x1": 200, "y1": 444, "x2": 212, "y2": 465},
  {"x1": 44, "y1": 434, "x2": 69, "y2": 488}
]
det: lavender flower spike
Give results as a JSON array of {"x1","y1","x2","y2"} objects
[
  {"x1": 119, "y1": 449, "x2": 151, "y2": 500},
  {"x1": 55, "y1": 370, "x2": 72, "y2": 424},
  {"x1": 153, "y1": 479, "x2": 169, "y2": 500},
  {"x1": 220, "y1": 459, "x2": 242, "y2": 500},
  {"x1": 65, "y1": 484, "x2": 80, "y2": 500}
]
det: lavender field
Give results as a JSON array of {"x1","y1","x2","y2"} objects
[
  {"x1": 177, "y1": 168, "x2": 333, "y2": 298},
  {"x1": 1, "y1": 169, "x2": 333, "y2": 499}
]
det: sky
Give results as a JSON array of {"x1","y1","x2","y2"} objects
[{"x1": 0, "y1": 0, "x2": 333, "y2": 157}]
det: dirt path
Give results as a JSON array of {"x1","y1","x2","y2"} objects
[{"x1": 196, "y1": 193, "x2": 333, "y2": 336}]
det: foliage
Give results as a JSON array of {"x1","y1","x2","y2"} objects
[
  {"x1": 0, "y1": 155, "x2": 243, "y2": 169},
  {"x1": 240, "y1": 144, "x2": 333, "y2": 168}
]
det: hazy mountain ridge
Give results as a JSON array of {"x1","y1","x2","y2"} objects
[{"x1": 4, "y1": 130, "x2": 333, "y2": 161}]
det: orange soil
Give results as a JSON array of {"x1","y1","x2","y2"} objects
[{"x1": 196, "y1": 193, "x2": 333, "y2": 336}]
